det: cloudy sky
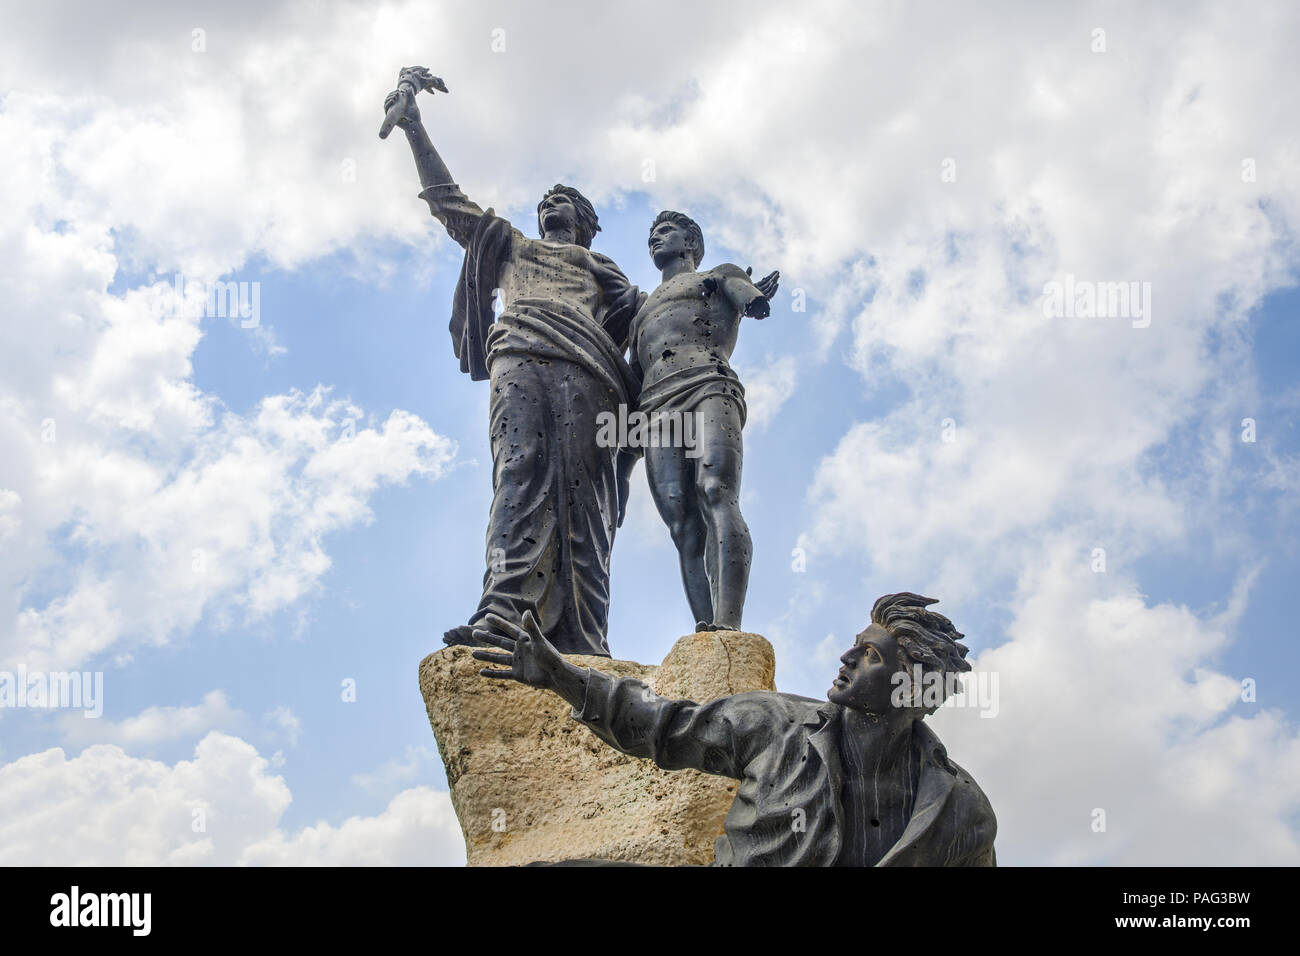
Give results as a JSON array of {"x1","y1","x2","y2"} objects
[{"x1": 1, "y1": 0, "x2": 1297, "y2": 866}]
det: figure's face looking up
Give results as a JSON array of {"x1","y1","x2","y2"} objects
[
  {"x1": 648, "y1": 219, "x2": 693, "y2": 270},
  {"x1": 828, "y1": 624, "x2": 904, "y2": 715},
  {"x1": 539, "y1": 192, "x2": 578, "y2": 237}
]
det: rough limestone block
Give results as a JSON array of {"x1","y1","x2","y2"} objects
[{"x1": 419, "y1": 631, "x2": 776, "y2": 866}]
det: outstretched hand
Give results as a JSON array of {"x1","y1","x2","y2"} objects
[
  {"x1": 471, "y1": 610, "x2": 564, "y2": 689},
  {"x1": 754, "y1": 270, "x2": 781, "y2": 300},
  {"x1": 381, "y1": 68, "x2": 447, "y2": 136}
]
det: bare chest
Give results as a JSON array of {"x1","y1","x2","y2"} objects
[{"x1": 636, "y1": 273, "x2": 740, "y2": 362}]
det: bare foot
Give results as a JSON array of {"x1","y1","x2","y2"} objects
[{"x1": 443, "y1": 624, "x2": 483, "y2": 648}]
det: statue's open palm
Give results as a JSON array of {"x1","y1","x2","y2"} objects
[{"x1": 472, "y1": 611, "x2": 563, "y2": 689}]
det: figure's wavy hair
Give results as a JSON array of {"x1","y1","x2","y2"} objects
[
  {"x1": 537, "y1": 184, "x2": 600, "y2": 248},
  {"x1": 649, "y1": 210, "x2": 705, "y2": 267},
  {"x1": 871, "y1": 592, "x2": 971, "y2": 712}
]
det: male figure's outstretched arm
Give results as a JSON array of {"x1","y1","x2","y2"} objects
[
  {"x1": 708, "y1": 263, "x2": 780, "y2": 319},
  {"x1": 472, "y1": 612, "x2": 760, "y2": 778}
]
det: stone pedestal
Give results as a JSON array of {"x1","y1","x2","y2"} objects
[{"x1": 419, "y1": 631, "x2": 775, "y2": 866}]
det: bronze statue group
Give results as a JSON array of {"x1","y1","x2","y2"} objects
[{"x1": 387, "y1": 70, "x2": 995, "y2": 867}]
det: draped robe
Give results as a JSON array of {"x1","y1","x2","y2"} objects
[{"x1": 423, "y1": 184, "x2": 643, "y2": 656}]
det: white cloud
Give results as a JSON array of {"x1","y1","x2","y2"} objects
[
  {"x1": 350, "y1": 744, "x2": 436, "y2": 794},
  {"x1": 240, "y1": 786, "x2": 463, "y2": 866},
  {"x1": 3, "y1": 385, "x2": 454, "y2": 672},
  {"x1": 734, "y1": 355, "x2": 798, "y2": 430},
  {"x1": 930, "y1": 546, "x2": 1300, "y2": 865},
  {"x1": 60, "y1": 690, "x2": 243, "y2": 748},
  {"x1": 0, "y1": 731, "x2": 465, "y2": 866},
  {"x1": 265, "y1": 705, "x2": 303, "y2": 747}
]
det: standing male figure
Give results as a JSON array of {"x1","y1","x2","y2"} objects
[
  {"x1": 385, "y1": 72, "x2": 644, "y2": 656},
  {"x1": 470, "y1": 592, "x2": 997, "y2": 866},
  {"x1": 629, "y1": 211, "x2": 778, "y2": 631}
]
